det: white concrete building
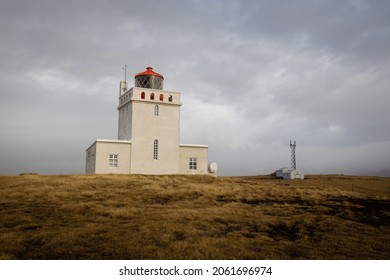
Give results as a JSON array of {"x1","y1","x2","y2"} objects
[
  {"x1": 275, "y1": 167, "x2": 304, "y2": 180},
  {"x1": 86, "y1": 66, "x2": 217, "y2": 175}
]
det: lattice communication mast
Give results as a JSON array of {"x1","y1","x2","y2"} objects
[{"x1": 290, "y1": 140, "x2": 296, "y2": 170}]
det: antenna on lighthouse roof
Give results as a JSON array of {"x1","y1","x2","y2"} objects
[
  {"x1": 119, "y1": 64, "x2": 128, "y2": 97},
  {"x1": 122, "y1": 64, "x2": 127, "y2": 82}
]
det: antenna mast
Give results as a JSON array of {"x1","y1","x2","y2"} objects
[
  {"x1": 122, "y1": 64, "x2": 127, "y2": 82},
  {"x1": 290, "y1": 140, "x2": 296, "y2": 170}
]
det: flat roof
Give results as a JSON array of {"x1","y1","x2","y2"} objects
[
  {"x1": 179, "y1": 144, "x2": 208, "y2": 148},
  {"x1": 96, "y1": 139, "x2": 132, "y2": 144},
  {"x1": 86, "y1": 139, "x2": 131, "y2": 151}
]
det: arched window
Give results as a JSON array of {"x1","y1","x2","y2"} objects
[
  {"x1": 154, "y1": 105, "x2": 159, "y2": 116},
  {"x1": 168, "y1": 95, "x2": 173, "y2": 102},
  {"x1": 141, "y1": 92, "x2": 145, "y2": 99},
  {"x1": 150, "y1": 93, "x2": 155, "y2": 100},
  {"x1": 153, "y1": 139, "x2": 158, "y2": 160},
  {"x1": 159, "y1": 94, "x2": 164, "y2": 101}
]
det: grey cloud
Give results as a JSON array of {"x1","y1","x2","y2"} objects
[{"x1": 1, "y1": 0, "x2": 389, "y2": 175}]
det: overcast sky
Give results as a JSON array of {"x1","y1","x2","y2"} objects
[{"x1": 1, "y1": 0, "x2": 389, "y2": 176}]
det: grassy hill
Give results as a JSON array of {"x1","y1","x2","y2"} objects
[{"x1": 0, "y1": 174, "x2": 389, "y2": 259}]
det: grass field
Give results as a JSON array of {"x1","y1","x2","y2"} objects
[{"x1": 0, "y1": 174, "x2": 389, "y2": 259}]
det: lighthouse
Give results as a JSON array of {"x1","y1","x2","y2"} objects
[{"x1": 85, "y1": 66, "x2": 217, "y2": 175}]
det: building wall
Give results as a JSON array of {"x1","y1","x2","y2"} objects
[
  {"x1": 92, "y1": 140, "x2": 131, "y2": 174},
  {"x1": 179, "y1": 145, "x2": 209, "y2": 174},
  {"x1": 128, "y1": 87, "x2": 182, "y2": 174},
  {"x1": 85, "y1": 143, "x2": 97, "y2": 174},
  {"x1": 86, "y1": 82, "x2": 216, "y2": 175},
  {"x1": 275, "y1": 167, "x2": 304, "y2": 180},
  {"x1": 117, "y1": 88, "x2": 133, "y2": 140},
  {"x1": 289, "y1": 170, "x2": 304, "y2": 180}
]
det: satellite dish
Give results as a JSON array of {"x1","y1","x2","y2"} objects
[{"x1": 208, "y1": 162, "x2": 218, "y2": 173}]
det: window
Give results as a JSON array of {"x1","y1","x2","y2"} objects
[
  {"x1": 154, "y1": 105, "x2": 159, "y2": 116},
  {"x1": 168, "y1": 95, "x2": 173, "y2": 102},
  {"x1": 141, "y1": 92, "x2": 145, "y2": 99},
  {"x1": 153, "y1": 140, "x2": 158, "y2": 160},
  {"x1": 150, "y1": 93, "x2": 155, "y2": 100},
  {"x1": 189, "y1": 157, "x2": 197, "y2": 170},
  {"x1": 109, "y1": 154, "x2": 118, "y2": 167},
  {"x1": 159, "y1": 94, "x2": 164, "y2": 101}
]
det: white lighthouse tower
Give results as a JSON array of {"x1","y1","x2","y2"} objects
[{"x1": 85, "y1": 66, "x2": 217, "y2": 175}]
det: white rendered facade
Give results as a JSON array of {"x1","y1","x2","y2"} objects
[
  {"x1": 275, "y1": 167, "x2": 304, "y2": 180},
  {"x1": 86, "y1": 67, "x2": 217, "y2": 175}
]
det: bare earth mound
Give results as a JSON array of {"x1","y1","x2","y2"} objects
[{"x1": 0, "y1": 174, "x2": 389, "y2": 259}]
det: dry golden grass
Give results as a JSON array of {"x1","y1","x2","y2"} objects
[{"x1": 0, "y1": 174, "x2": 389, "y2": 259}]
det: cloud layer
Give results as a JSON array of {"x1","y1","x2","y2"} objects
[{"x1": 1, "y1": 0, "x2": 389, "y2": 175}]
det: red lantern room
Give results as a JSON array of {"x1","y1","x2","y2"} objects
[{"x1": 134, "y1": 67, "x2": 164, "y2": 90}]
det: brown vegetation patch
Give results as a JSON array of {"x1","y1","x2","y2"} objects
[{"x1": 0, "y1": 174, "x2": 389, "y2": 259}]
